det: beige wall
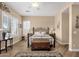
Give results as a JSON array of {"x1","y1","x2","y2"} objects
[
  {"x1": 0, "y1": 9, "x2": 2, "y2": 39},
  {"x1": 54, "y1": 3, "x2": 72, "y2": 45},
  {"x1": 62, "y1": 13, "x2": 69, "y2": 44},
  {"x1": 69, "y1": 4, "x2": 79, "y2": 51},
  {"x1": 0, "y1": 9, "x2": 2, "y2": 29},
  {"x1": 23, "y1": 16, "x2": 55, "y2": 35},
  {"x1": 55, "y1": 12, "x2": 69, "y2": 45},
  {"x1": 55, "y1": 12, "x2": 62, "y2": 44}
]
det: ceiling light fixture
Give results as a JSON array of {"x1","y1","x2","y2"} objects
[
  {"x1": 32, "y1": 2, "x2": 39, "y2": 8},
  {"x1": 26, "y1": 10, "x2": 30, "y2": 12}
]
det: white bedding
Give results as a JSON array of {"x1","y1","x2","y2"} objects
[{"x1": 29, "y1": 34, "x2": 54, "y2": 46}]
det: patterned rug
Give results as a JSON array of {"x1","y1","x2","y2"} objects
[{"x1": 15, "y1": 51, "x2": 63, "y2": 57}]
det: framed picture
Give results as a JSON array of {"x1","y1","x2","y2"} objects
[{"x1": 75, "y1": 16, "x2": 79, "y2": 29}]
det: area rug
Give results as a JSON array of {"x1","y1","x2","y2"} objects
[{"x1": 15, "y1": 51, "x2": 63, "y2": 57}]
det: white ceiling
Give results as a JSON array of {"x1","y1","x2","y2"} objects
[{"x1": 6, "y1": 2, "x2": 68, "y2": 16}]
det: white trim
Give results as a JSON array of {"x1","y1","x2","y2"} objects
[
  {"x1": 13, "y1": 35, "x2": 22, "y2": 44},
  {"x1": 13, "y1": 39, "x2": 21, "y2": 45},
  {"x1": 69, "y1": 48, "x2": 79, "y2": 51},
  {"x1": 69, "y1": 4, "x2": 73, "y2": 51},
  {"x1": 56, "y1": 39, "x2": 69, "y2": 45},
  {"x1": 69, "y1": 47, "x2": 72, "y2": 51}
]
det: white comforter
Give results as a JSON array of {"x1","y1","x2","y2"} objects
[{"x1": 29, "y1": 34, "x2": 54, "y2": 46}]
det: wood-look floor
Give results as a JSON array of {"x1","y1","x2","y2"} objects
[{"x1": 0, "y1": 40, "x2": 79, "y2": 57}]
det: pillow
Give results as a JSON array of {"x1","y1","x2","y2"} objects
[
  {"x1": 35, "y1": 32, "x2": 41, "y2": 35},
  {"x1": 41, "y1": 32, "x2": 46, "y2": 35},
  {"x1": 34, "y1": 32, "x2": 46, "y2": 36}
]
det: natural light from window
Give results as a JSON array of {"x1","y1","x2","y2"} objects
[{"x1": 23, "y1": 21, "x2": 30, "y2": 36}]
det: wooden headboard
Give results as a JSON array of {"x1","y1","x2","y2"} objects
[{"x1": 33, "y1": 27, "x2": 49, "y2": 34}]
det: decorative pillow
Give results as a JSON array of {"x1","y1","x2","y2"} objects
[
  {"x1": 35, "y1": 32, "x2": 41, "y2": 35},
  {"x1": 40, "y1": 32, "x2": 46, "y2": 35},
  {"x1": 34, "y1": 32, "x2": 46, "y2": 36}
]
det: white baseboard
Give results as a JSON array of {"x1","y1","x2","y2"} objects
[
  {"x1": 13, "y1": 40, "x2": 21, "y2": 45},
  {"x1": 69, "y1": 48, "x2": 79, "y2": 51},
  {"x1": 56, "y1": 39, "x2": 69, "y2": 45},
  {"x1": 13, "y1": 37, "x2": 22, "y2": 45}
]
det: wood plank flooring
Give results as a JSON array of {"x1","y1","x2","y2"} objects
[{"x1": 0, "y1": 40, "x2": 79, "y2": 57}]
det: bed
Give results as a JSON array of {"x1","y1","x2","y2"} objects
[{"x1": 27, "y1": 27, "x2": 56, "y2": 50}]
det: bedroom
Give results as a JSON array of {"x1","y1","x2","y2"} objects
[{"x1": 0, "y1": 2, "x2": 79, "y2": 57}]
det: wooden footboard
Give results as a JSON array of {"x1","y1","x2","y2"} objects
[{"x1": 31, "y1": 39, "x2": 50, "y2": 50}]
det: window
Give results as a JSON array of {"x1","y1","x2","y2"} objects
[
  {"x1": 23, "y1": 21, "x2": 30, "y2": 35},
  {"x1": 2, "y1": 11, "x2": 19, "y2": 37},
  {"x1": 11, "y1": 16, "x2": 18, "y2": 36},
  {"x1": 2, "y1": 12, "x2": 11, "y2": 32}
]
